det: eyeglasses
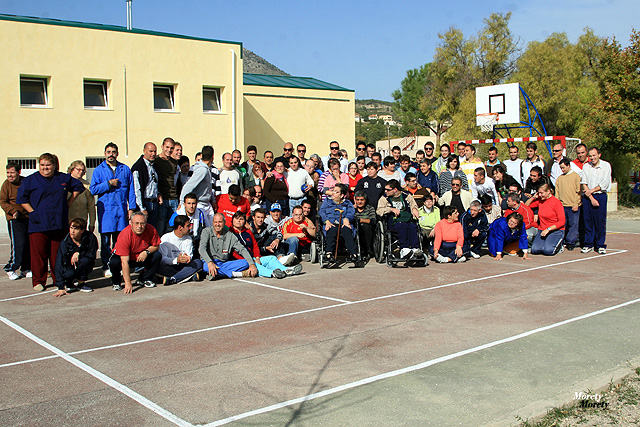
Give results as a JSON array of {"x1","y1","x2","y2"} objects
[
  {"x1": 284, "y1": 148, "x2": 293, "y2": 152},
  {"x1": 330, "y1": 146, "x2": 339, "y2": 150},
  {"x1": 384, "y1": 188, "x2": 393, "y2": 192},
  {"x1": 74, "y1": 167, "x2": 86, "y2": 173},
  {"x1": 451, "y1": 183, "x2": 461, "y2": 187}
]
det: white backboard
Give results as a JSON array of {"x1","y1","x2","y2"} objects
[{"x1": 476, "y1": 83, "x2": 520, "y2": 126}]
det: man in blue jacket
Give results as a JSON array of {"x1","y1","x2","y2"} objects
[
  {"x1": 90, "y1": 142, "x2": 136, "y2": 276},
  {"x1": 319, "y1": 184, "x2": 359, "y2": 265}
]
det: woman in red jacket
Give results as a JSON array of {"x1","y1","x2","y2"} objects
[{"x1": 528, "y1": 184, "x2": 566, "y2": 255}]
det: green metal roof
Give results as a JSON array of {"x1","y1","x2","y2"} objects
[
  {"x1": 0, "y1": 13, "x2": 242, "y2": 47},
  {"x1": 243, "y1": 73, "x2": 353, "y2": 92}
]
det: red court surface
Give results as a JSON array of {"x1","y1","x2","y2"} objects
[{"x1": 1, "y1": 230, "x2": 639, "y2": 426}]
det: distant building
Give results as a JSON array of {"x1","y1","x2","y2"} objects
[
  {"x1": 368, "y1": 114, "x2": 379, "y2": 121},
  {"x1": 355, "y1": 113, "x2": 362, "y2": 122}
]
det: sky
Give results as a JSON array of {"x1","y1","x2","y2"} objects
[{"x1": 1, "y1": 0, "x2": 637, "y2": 101}]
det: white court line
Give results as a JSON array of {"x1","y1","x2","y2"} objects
[
  {"x1": 203, "y1": 296, "x2": 640, "y2": 426},
  {"x1": 608, "y1": 231, "x2": 640, "y2": 235},
  {"x1": 0, "y1": 314, "x2": 193, "y2": 427},
  {"x1": 0, "y1": 250, "x2": 628, "y2": 369},
  {"x1": 233, "y1": 278, "x2": 351, "y2": 303},
  {"x1": 0, "y1": 289, "x2": 55, "y2": 302}
]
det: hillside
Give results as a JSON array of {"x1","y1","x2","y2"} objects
[{"x1": 242, "y1": 48, "x2": 289, "y2": 76}]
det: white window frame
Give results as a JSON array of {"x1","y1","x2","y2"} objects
[
  {"x1": 20, "y1": 77, "x2": 49, "y2": 107},
  {"x1": 203, "y1": 87, "x2": 222, "y2": 113},
  {"x1": 154, "y1": 84, "x2": 176, "y2": 112},
  {"x1": 84, "y1": 80, "x2": 109, "y2": 109}
]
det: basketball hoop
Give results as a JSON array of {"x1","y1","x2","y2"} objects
[{"x1": 477, "y1": 112, "x2": 499, "y2": 133}]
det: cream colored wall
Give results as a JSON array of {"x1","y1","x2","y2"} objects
[
  {"x1": 0, "y1": 19, "x2": 243, "y2": 170},
  {"x1": 243, "y1": 85, "x2": 355, "y2": 160}
]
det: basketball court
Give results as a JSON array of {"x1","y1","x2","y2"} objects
[{"x1": 1, "y1": 221, "x2": 639, "y2": 426}]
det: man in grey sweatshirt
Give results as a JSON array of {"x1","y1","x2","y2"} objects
[
  {"x1": 180, "y1": 145, "x2": 215, "y2": 224},
  {"x1": 199, "y1": 213, "x2": 257, "y2": 280}
]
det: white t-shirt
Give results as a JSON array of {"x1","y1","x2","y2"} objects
[
  {"x1": 159, "y1": 232, "x2": 194, "y2": 265},
  {"x1": 219, "y1": 169, "x2": 241, "y2": 194}
]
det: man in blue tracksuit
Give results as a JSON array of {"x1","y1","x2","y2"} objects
[
  {"x1": 460, "y1": 200, "x2": 489, "y2": 259},
  {"x1": 319, "y1": 183, "x2": 359, "y2": 265},
  {"x1": 90, "y1": 142, "x2": 136, "y2": 276}
]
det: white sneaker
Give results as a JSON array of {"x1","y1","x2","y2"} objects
[
  {"x1": 7, "y1": 271, "x2": 20, "y2": 281},
  {"x1": 103, "y1": 269, "x2": 112, "y2": 277},
  {"x1": 598, "y1": 248, "x2": 606, "y2": 254},
  {"x1": 435, "y1": 254, "x2": 449, "y2": 263},
  {"x1": 21, "y1": 270, "x2": 32, "y2": 278},
  {"x1": 285, "y1": 264, "x2": 303, "y2": 276},
  {"x1": 581, "y1": 247, "x2": 593, "y2": 254},
  {"x1": 456, "y1": 256, "x2": 467, "y2": 263},
  {"x1": 470, "y1": 251, "x2": 481, "y2": 259},
  {"x1": 399, "y1": 248, "x2": 412, "y2": 259},
  {"x1": 279, "y1": 254, "x2": 296, "y2": 266}
]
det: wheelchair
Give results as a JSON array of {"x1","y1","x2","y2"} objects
[
  {"x1": 373, "y1": 214, "x2": 429, "y2": 268},
  {"x1": 310, "y1": 217, "x2": 364, "y2": 268}
]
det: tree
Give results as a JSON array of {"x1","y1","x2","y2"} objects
[
  {"x1": 589, "y1": 29, "x2": 640, "y2": 154},
  {"x1": 475, "y1": 12, "x2": 521, "y2": 86}
]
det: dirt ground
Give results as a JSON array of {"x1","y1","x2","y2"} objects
[{"x1": 608, "y1": 206, "x2": 640, "y2": 221}]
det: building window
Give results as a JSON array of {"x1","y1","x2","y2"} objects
[
  {"x1": 7, "y1": 158, "x2": 38, "y2": 172},
  {"x1": 84, "y1": 80, "x2": 108, "y2": 109},
  {"x1": 203, "y1": 87, "x2": 221, "y2": 112},
  {"x1": 154, "y1": 84, "x2": 175, "y2": 111},
  {"x1": 20, "y1": 77, "x2": 48, "y2": 107},
  {"x1": 85, "y1": 157, "x2": 104, "y2": 169}
]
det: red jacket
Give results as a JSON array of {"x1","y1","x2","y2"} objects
[
  {"x1": 504, "y1": 202, "x2": 535, "y2": 230},
  {"x1": 216, "y1": 194, "x2": 250, "y2": 227}
]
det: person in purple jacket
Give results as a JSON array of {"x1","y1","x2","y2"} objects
[{"x1": 17, "y1": 153, "x2": 84, "y2": 291}]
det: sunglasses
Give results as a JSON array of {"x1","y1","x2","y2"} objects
[
  {"x1": 330, "y1": 146, "x2": 339, "y2": 150},
  {"x1": 297, "y1": 149, "x2": 306, "y2": 153},
  {"x1": 357, "y1": 147, "x2": 365, "y2": 151},
  {"x1": 284, "y1": 148, "x2": 293, "y2": 152},
  {"x1": 384, "y1": 188, "x2": 393, "y2": 191},
  {"x1": 451, "y1": 183, "x2": 461, "y2": 186},
  {"x1": 553, "y1": 149, "x2": 562, "y2": 152}
]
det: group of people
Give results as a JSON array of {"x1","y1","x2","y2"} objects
[{"x1": 0, "y1": 136, "x2": 612, "y2": 296}]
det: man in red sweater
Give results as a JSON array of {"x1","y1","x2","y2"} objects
[
  {"x1": 504, "y1": 192, "x2": 537, "y2": 245},
  {"x1": 215, "y1": 184, "x2": 250, "y2": 227}
]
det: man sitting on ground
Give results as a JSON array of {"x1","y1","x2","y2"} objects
[
  {"x1": 470, "y1": 167, "x2": 499, "y2": 206},
  {"x1": 53, "y1": 218, "x2": 98, "y2": 296},
  {"x1": 265, "y1": 203, "x2": 295, "y2": 265},
  {"x1": 199, "y1": 213, "x2": 258, "y2": 280},
  {"x1": 376, "y1": 179, "x2": 422, "y2": 260},
  {"x1": 109, "y1": 212, "x2": 162, "y2": 294},
  {"x1": 250, "y1": 208, "x2": 285, "y2": 259},
  {"x1": 158, "y1": 215, "x2": 203, "y2": 285},
  {"x1": 319, "y1": 184, "x2": 360, "y2": 265},
  {"x1": 460, "y1": 200, "x2": 489, "y2": 259},
  {"x1": 281, "y1": 205, "x2": 316, "y2": 262},
  {"x1": 230, "y1": 211, "x2": 302, "y2": 279},
  {"x1": 480, "y1": 194, "x2": 502, "y2": 224},
  {"x1": 170, "y1": 192, "x2": 208, "y2": 255}
]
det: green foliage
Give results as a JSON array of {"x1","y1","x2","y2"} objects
[
  {"x1": 355, "y1": 120, "x2": 401, "y2": 145},
  {"x1": 588, "y1": 30, "x2": 640, "y2": 154}
]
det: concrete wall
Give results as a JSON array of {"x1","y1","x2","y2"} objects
[
  {"x1": 0, "y1": 18, "x2": 243, "y2": 169},
  {"x1": 243, "y1": 85, "x2": 355, "y2": 158}
]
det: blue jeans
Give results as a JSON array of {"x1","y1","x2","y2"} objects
[
  {"x1": 158, "y1": 259, "x2": 203, "y2": 282},
  {"x1": 531, "y1": 229, "x2": 564, "y2": 255},
  {"x1": 563, "y1": 207, "x2": 579, "y2": 247},
  {"x1": 284, "y1": 236, "x2": 299, "y2": 256},
  {"x1": 100, "y1": 231, "x2": 120, "y2": 270},
  {"x1": 142, "y1": 199, "x2": 160, "y2": 230},
  {"x1": 288, "y1": 198, "x2": 304, "y2": 214},
  {"x1": 157, "y1": 198, "x2": 179, "y2": 236}
]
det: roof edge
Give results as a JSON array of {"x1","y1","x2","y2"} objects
[
  {"x1": 243, "y1": 73, "x2": 354, "y2": 92},
  {"x1": 0, "y1": 13, "x2": 243, "y2": 47}
]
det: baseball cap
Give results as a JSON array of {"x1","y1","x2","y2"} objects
[{"x1": 270, "y1": 203, "x2": 282, "y2": 211}]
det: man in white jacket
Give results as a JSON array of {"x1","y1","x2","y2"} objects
[{"x1": 158, "y1": 215, "x2": 203, "y2": 285}]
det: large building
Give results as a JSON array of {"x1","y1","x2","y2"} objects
[{"x1": 0, "y1": 14, "x2": 355, "y2": 177}]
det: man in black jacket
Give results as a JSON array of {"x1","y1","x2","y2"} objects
[
  {"x1": 131, "y1": 142, "x2": 161, "y2": 230},
  {"x1": 53, "y1": 218, "x2": 98, "y2": 296}
]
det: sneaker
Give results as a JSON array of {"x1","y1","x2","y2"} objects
[
  {"x1": 206, "y1": 273, "x2": 217, "y2": 281},
  {"x1": 581, "y1": 247, "x2": 593, "y2": 254},
  {"x1": 272, "y1": 269, "x2": 286, "y2": 279},
  {"x1": 565, "y1": 244, "x2": 575, "y2": 251},
  {"x1": 285, "y1": 264, "x2": 303, "y2": 276},
  {"x1": 136, "y1": 280, "x2": 156, "y2": 288},
  {"x1": 323, "y1": 252, "x2": 335, "y2": 263},
  {"x1": 470, "y1": 251, "x2": 481, "y2": 259},
  {"x1": 163, "y1": 276, "x2": 177, "y2": 286},
  {"x1": 79, "y1": 285, "x2": 93, "y2": 293},
  {"x1": 399, "y1": 248, "x2": 412, "y2": 259},
  {"x1": 65, "y1": 284, "x2": 78, "y2": 292},
  {"x1": 21, "y1": 270, "x2": 32, "y2": 278},
  {"x1": 103, "y1": 269, "x2": 112, "y2": 278},
  {"x1": 412, "y1": 249, "x2": 424, "y2": 259},
  {"x1": 598, "y1": 248, "x2": 606, "y2": 254},
  {"x1": 33, "y1": 284, "x2": 45, "y2": 292},
  {"x1": 435, "y1": 254, "x2": 449, "y2": 263},
  {"x1": 456, "y1": 256, "x2": 467, "y2": 263},
  {"x1": 7, "y1": 271, "x2": 20, "y2": 281},
  {"x1": 112, "y1": 284, "x2": 124, "y2": 291},
  {"x1": 279, "y1": 253, "x2": 296, "y2": 266},
  {"x1": 241, "y1": 269, "x2": 252, "y2": 278},
  {"x1": 177, "y1": 271, "x2": 200, "y2": 285}
]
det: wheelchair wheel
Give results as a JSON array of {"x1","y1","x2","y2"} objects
[
  {"x1": 309, "y1": 241, "x2": 318, "y2": 263},
  {"x1": 374, "y1": 220, "x2": 386, "y2": 264}
]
